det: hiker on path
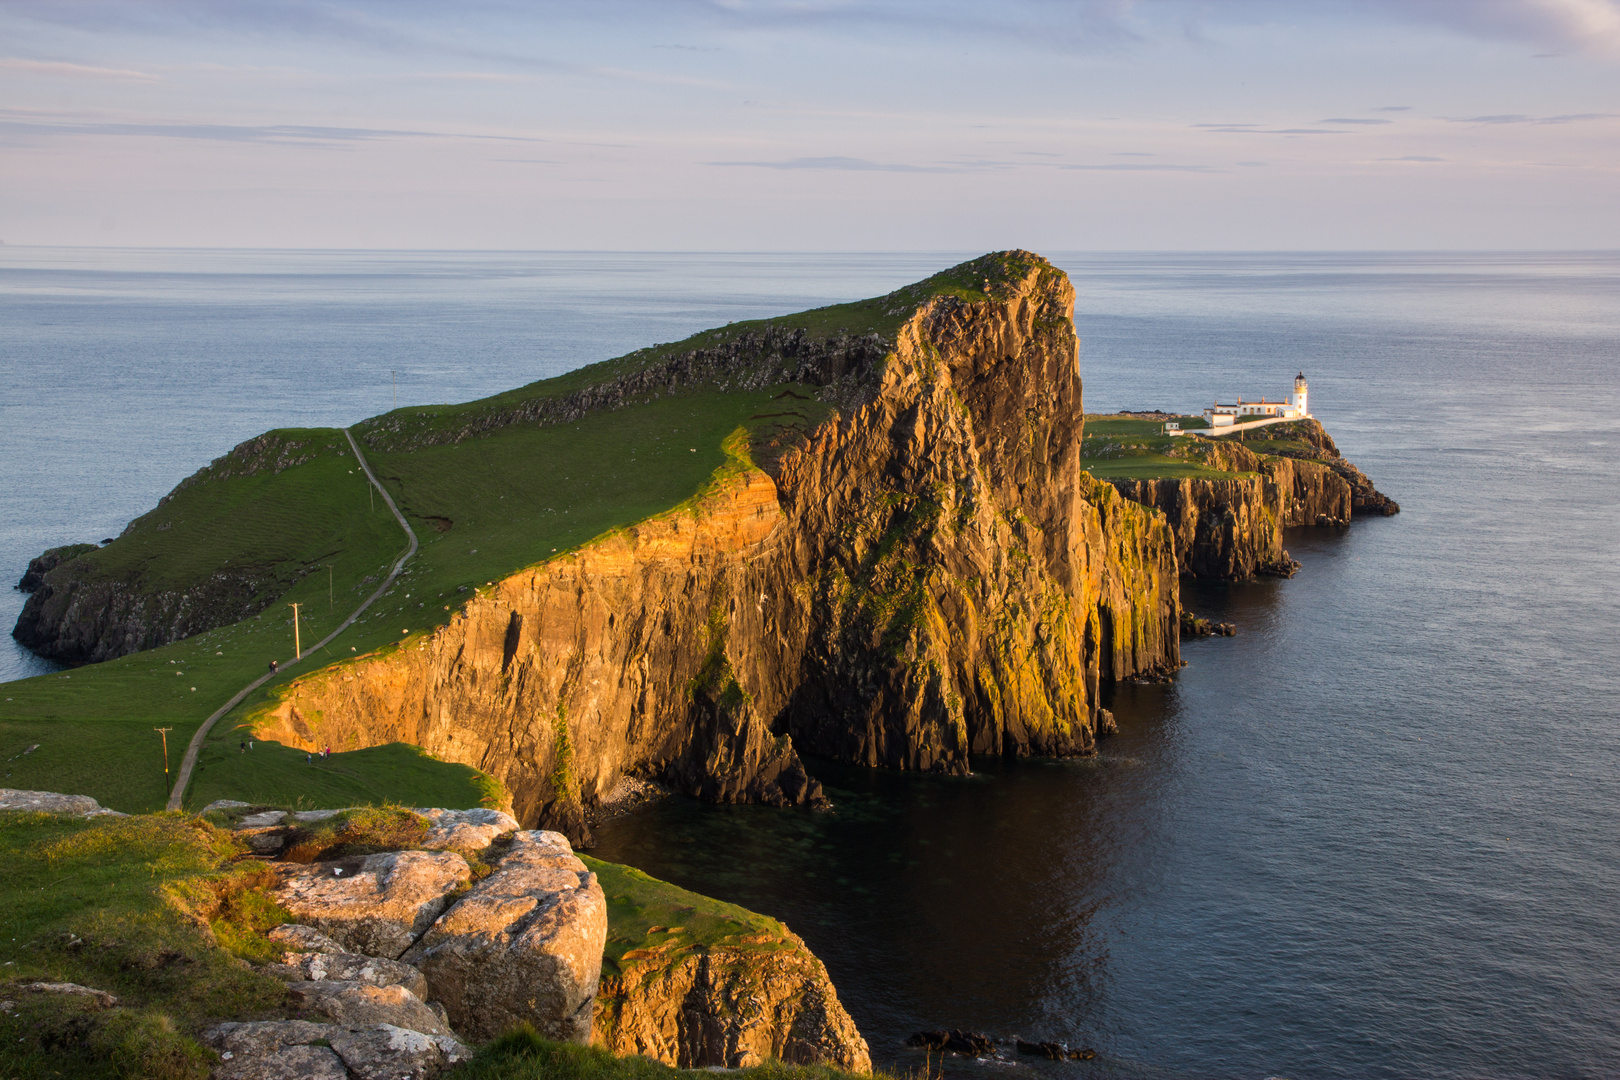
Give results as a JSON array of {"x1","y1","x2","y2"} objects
[
  {"x1": 268, "y1": 659, "x2": 278, "y2": 675},
  {"x1": 239, "y1": 741, "x2": 246, "y2": 753}
]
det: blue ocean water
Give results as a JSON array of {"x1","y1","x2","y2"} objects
[{"x1": 2, "y1": 249, "x2": 1617, "y2": 1078}]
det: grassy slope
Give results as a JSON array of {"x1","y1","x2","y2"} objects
[
  {"x1": 0, "y1": 812, "x2": 288, "y2": 1080},
  {"x1": 583, "y1": 856, "x2": 797, "y2": 979},
  {"x1": 0, "y1": 437, "x2": 421, "y2": 812},
  {"x1": 1080, "y1": 414, "x2": 1250, "y2": 480}
]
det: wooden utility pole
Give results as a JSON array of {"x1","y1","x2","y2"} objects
[
  {"x1": 288, "y1": 602, "x2": 303, "y2": 659},
  {"x1": 154, "y1": 727, "x2": 173, "y2": 798}
]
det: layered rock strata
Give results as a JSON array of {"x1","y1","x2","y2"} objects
[
  {"x1": 593, "y1": 925, "x2": 871, "y2": 1072},
  {"x1": 251, "y1": 254, "x2": 1181, "y2": 838},
  {"x1": 1107, "y1": 425, "x2": 1393, "y2": 579}
]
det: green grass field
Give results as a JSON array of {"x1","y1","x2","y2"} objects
[{"x1": 1080, "y1": 413, "x2": 1244, "y2": 481}]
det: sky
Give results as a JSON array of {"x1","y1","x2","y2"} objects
[{"x1": 1, "y1": 0, "x2": 1617, "y2": 250}]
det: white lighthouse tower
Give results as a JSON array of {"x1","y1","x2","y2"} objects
[{"x1": 1290, "y1": 372, "x2": 1309, "y2": 417}]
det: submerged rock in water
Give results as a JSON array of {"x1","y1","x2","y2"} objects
[{"x1": 907, "y1": 1030, "x2": 995, "y2": 1057}]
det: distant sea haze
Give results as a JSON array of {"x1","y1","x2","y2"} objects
[{"x1": 3, "y1": 249, "x2": 1618, "y2": 1078}]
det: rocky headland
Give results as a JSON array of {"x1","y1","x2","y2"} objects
[
  {"x1": 237, "y1": 253, "x2": 1180, "y2": 842},
  {"x1": 9, "y1": 252, "x2": 1400, "y2": 848},
  {"x1": 1106, "y1": 420, "x2": 1397, "y2": 580}
]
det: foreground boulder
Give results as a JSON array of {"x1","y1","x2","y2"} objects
[
  {"x1": 273, "y1": 850, "x2": 472, "y2": 959},
  {"x1": 414, "y1": 806, "x2": 520, "y2": 850},
  {"x1": 404, "y1": 830, "x2": 607, "y2": 1044},
  {"x1": 272, "y1": 945, "x2": 430, "y2": 999}
]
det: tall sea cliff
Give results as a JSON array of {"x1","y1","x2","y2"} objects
[{"x1": 246, "y1": 254, "x2": 1181, "y2": 839}]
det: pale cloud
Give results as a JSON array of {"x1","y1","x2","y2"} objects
[
  {"x1": 704, "y1": 156, "x2": 982, "y2": 172},
  {"x1": 1365, "y1": 0, "x2": 1620, "y2": 57},
  {"x1": 1447, "y1": 112, "x2": 1618, "y2": 123},
  {"x1": 0, "y1": 56, "x2": 158, "y2": 80}
]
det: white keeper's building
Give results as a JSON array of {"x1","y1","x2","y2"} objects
[{"x1": 1203, "y1": 372, "x2": 1310, "y2": 428}]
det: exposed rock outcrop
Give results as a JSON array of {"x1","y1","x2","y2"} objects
[
  {"x1": 15, "y1": 544, "x2": 96, "y2": 593},
  {"x1": 272, "y1": 851, "x2": 473, "y2": 960},
  {"x1": 404, "y1": 830, "x2": 608, "y2": 1045},
  {"x1": 1108, "y1": 434, "x2": 1356, "y2": 579},
  {"x1": 286, "y1": 981, "x2": 451, "y2": 1036},
  {"x1": 271, "y1": 946, "x2": 430, "y2": 999},
  {"x1": 250, "y1": 254, "x2": 1181, "y2": 839},
  {"x1": 594, "y1": 926, "x2": 871, "y2": 1072},
  {"x1": 590, "y1": 859, "x2": 871, "y2": 1073},
  {"x1": 203, "y1": 1019, "x2": 470, "y2": 1080},
  {"x1": 13, "y1": 564, "x2": 281, "y2": 666},
  {"x1": 0, "y1": 788, "x2": 127, "y2": 818}
]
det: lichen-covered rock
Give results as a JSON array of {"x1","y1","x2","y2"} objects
[
  {"x1": 327, "y1": 1025, "x2": 472, "y2": 1080},
  {"x1": 596, "y1": 937, "x2": 871, "y2": 1073},
  {"x1": 203, "y1": 1020, "x2": 469, "y2": 1080},
  {"x1": 413, "y1": 807, "x2": 519, "y2": 850},
  {"x1": 204, "y1": 1021, "x2": 348, "y2": 1080},
  {"x1": 274, "y1": 948, "x2": 430, "y2": 999},
  {"x1": 404, "y1": 830, "x2": 606, "y2": 1044},
  {"x1": 273, "y1": 850, "x2": 471, "y2": 959},
  {"x1": 214, "y1": 1043, "x2": 349, "y2": 1080},
  {"x1": 204, "y1": 1020, "x2": 339, "y2": 1058},
  {"x1": 0, "y1": 789, "x2": 126, "y2": 818},
  {"x1": 286, "y1": 981, "x2": 451, "y2": 1036},
  {"x1": 268, "y1": 924, "x2": 345, "y2": 954}
]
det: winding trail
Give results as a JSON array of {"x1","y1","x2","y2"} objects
[{"x1": 166, "y1": 428, "x2": 418, "y2": 811}]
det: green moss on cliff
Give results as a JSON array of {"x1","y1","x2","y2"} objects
[{"x1": 583, "y1": 856, "x2": 797, "y2": 979}]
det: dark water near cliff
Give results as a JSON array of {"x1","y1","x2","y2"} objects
[{"x1": 4, "y1": 250, "x2": 1618, "y2": 1078}]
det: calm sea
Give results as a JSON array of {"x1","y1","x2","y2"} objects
[{"x1": 2, "y1": 249, "x2": 1617, "y2": 1078}]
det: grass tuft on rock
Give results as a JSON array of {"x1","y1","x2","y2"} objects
[{"x1": 279, "y1": 804, "x2": 429, "y2": 863}]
